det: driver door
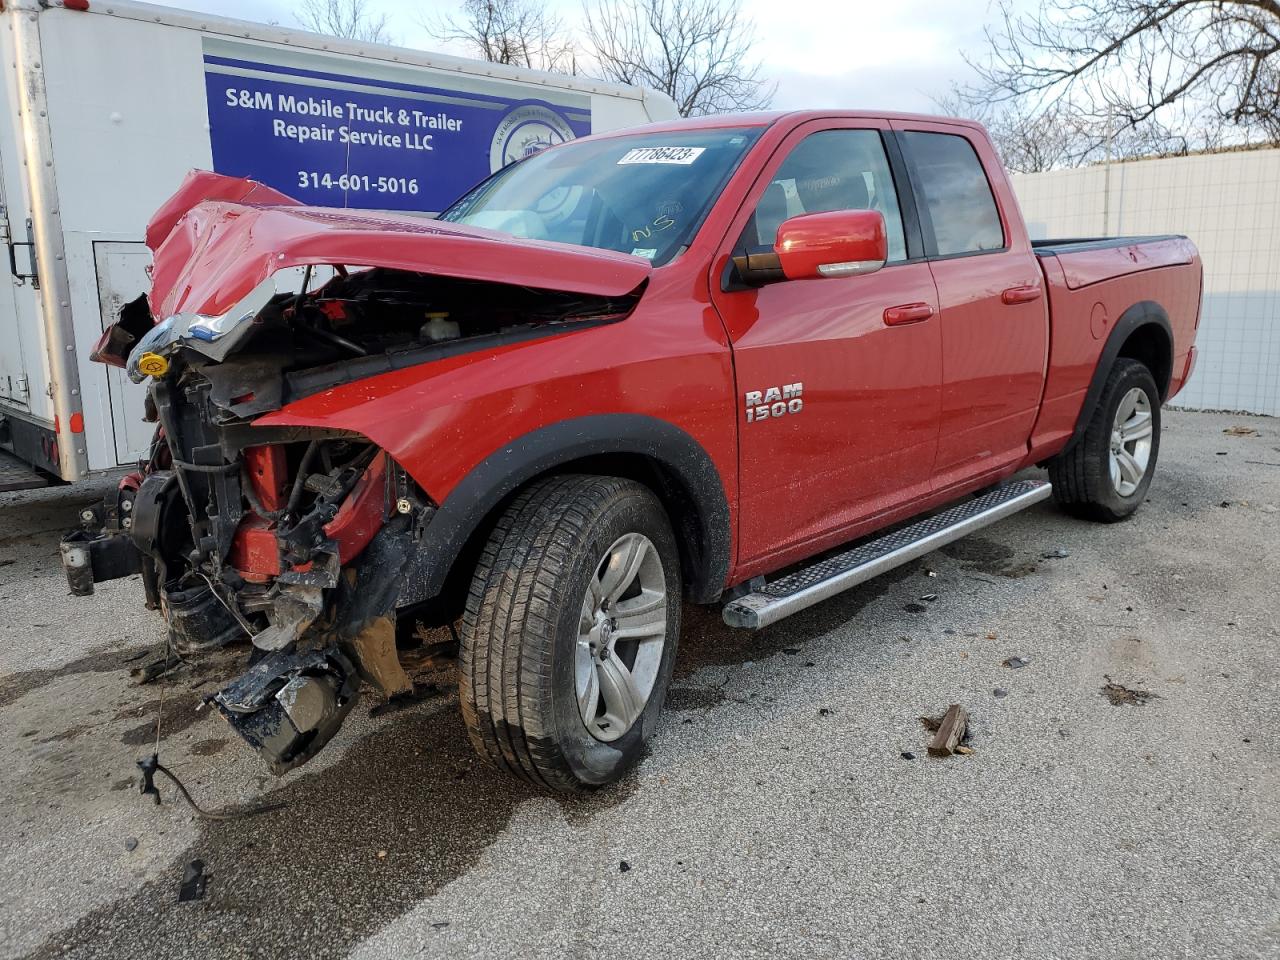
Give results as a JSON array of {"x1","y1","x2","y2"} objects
[{"x1": 711, "y1": 120, "x2": 942, "y2": 572}]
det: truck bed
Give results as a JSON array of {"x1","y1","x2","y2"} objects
[
  {"x1": 1029, "y1": 233, "x2": 1202, "y2": 459},
  {"x1": 1032, "y1": 235, "x2": 1194, "y2": 290}
]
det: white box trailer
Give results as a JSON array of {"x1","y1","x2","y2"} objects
[{"x1": 0, "y1": 0, "x2": 677, "y2": 485}]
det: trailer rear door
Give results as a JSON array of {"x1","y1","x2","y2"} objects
[{"x1": 93, "y1": 242, "x2": 152, "y2": 464}]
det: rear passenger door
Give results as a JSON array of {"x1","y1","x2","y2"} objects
[
  {"x1": 893, "y1": 122, "x2": 1048, "y2": 488},
  {"x1": 712, "y1": 120, "x2": 942, "y2": 571}
]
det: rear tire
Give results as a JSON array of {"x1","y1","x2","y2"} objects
[
  {"x1": 1048, "y1": 358, "x2": 1161, "y2": 522},
  {"x1": 458, "y1": 475, "x2": 681, "y2": 791}
]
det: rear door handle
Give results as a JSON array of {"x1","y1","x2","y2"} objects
[
  {"x1": 1001, "y1": 285, "x2": 1042, "y2": 305},
  {"x1": 883, "y1": 302, "x2": 934, "y2": 326}
]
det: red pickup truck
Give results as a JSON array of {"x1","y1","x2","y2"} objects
[{"x1": 65, "y1": 111, "x2": 1202, "y2": 790}]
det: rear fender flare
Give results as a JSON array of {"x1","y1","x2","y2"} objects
[
  {"x1": 1066, "y1": 301, "x2": 1173, "y2": 451},
  {"x1": 415, "y1": 415, "x2": 731, "y2": 604}
]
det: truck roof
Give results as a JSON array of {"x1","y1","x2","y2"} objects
[{"x1": 605, "y1": 110, "x2": 990, "y2": 136}]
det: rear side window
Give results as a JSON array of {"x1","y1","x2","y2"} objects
[{"x1": 901, "y1": 131, "x2": 1004, "y2": 256}]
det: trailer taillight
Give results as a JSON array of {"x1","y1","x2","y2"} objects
[{"x1": 63, "y1": 0, "x2": 91, "y2": 10}]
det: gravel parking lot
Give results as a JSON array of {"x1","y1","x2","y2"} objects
[{"x1": 1, "y1": 407, "x2": 1278, "y2": 960}]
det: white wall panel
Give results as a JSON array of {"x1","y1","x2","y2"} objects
[{"x1": 1013, "y1": 149, "x2": 1280, "y2": 415}]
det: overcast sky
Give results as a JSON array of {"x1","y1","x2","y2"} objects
[{"x1": 147, "y1": 0, "x2": 1003, "y2": 112}]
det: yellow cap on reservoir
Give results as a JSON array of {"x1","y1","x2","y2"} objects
[{"x1": 136, "y1": 352, "x2": 169, "y2": 377}]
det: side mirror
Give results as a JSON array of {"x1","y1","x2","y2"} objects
[{"x1": 775, "y1": 209, "x2": 887, "y2": 280}]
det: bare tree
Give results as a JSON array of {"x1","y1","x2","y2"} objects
[
  {"x1": 583, "y1": 0, "x2": 775, "y2": 117},
  {"x1": 429, "y1": 0, "x2": 577, "y2": 72},
  {"x1": 937, "y1": 95, "x2": 1083, "y2": 172},
  {"x1": 297, "y1": 0, "x2": 393, "y2": 44},
  {"x1": 955, "y1": 0, "x2": 1280, "y2": 164}
]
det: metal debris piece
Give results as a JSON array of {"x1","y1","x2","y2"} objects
[
  {"x1": 177, "y1": 859, "x2": 206, "y2": 902},
  {"x1": 927, "y1": 704, "x2": 969, "y2": 757},
  {"x1": 919, "y1": 593, "x2": 938, "y2": 602},
  {"x1": 1002, "y1": 655, "x2": 1031, "y2": 669}
]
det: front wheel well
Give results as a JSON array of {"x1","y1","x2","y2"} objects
[{"x1": 398, "y1": 416, "x2": 731, "y2": 625}]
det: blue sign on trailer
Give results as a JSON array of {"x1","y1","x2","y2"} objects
[{"x1": 201, "y1": 40, "x2": 592, "y2": 213}]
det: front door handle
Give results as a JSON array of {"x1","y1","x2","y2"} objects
[
  {"x1": 883, "y1": 302, "x2": 934, "y2": 326},
  {"x1": 1001, "y1": 285, "x2": 1042, "y2": 305}
]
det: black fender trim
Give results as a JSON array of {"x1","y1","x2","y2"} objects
[
  {"x1": 413, "y1": 415, "x2": 732, "y2": 605},
  {"x1": 1064, "y1": 301, "x2": 1173, "y2": 451}
]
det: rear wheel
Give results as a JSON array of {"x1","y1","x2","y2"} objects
[
  {"x1": 1048, "y1": 358, "x2": 1161, "y2": 522},
  {"x1": 459, "y1": 475, "x2": 680, "y2": 791}
]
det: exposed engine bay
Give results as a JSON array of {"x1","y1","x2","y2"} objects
[{"x1": 64, "y1": 262, "x2": 643, "y2": 773}]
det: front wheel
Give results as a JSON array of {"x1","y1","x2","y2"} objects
[
  {"x1": 1048, "y1": 358, "x2": 1161, "y2": 522},
  {"x1": 458, "y1": 475, "x2": 681, "y2": 791}
]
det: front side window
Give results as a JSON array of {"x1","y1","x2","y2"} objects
[
  {"x1": 740, "y1": 129, "x2": 908, "y2": 263},
  {"x1": 439, "y1": 128, "x2": 761, "y2": 266},
  {"x1": 900, "y1": 131, "x2": 1004, "y2": 256}
]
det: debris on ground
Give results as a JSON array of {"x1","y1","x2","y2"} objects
[
  {"x1": 619, "y1": 861, "x2": 631, "y2": 873},
  {"x1": 1041, "y1": 548, "x2": 1070, "y2": 559},
  {"x1": 919, "y1": 593, "x2": 938, "y2": 602},
  {"x1": 993, "y1": 688, "x2": 1009, "y2": 699},
  {"x1": 368, "y1": 685, "x2": 437, "y2": 719},
  {"x1": 1101, "y1": 679, "x2": 1160, "y2": 706},
  {"x1": 177, "y1": 859, "x2": 207, "y2": 902},
  {"x1": 1002, "y1": 655, "x2": 1031, "y2": 669},
  {"x1": 900, "y1": 751, "x2": 916, "y2": 760},
  {"x1": 926, "y1": 704, "x2": 969, "y2": 757},
  {"x1": 818, "y1": 707, "x2": 832, "y2": 717},
  {"x1": 1223, "y1": 425, "x2": 1259, "y2": 437},
  {"x1": 919, "y1": 715, "x2": 941, "y2": 733},
  {"x1": 123, "y1": 837, "x2": 138, "y2": 852},
  {"x1": 130, "y1": 654, "x2": 181, "y2": 685}
]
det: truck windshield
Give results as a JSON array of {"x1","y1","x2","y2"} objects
[{"x1": 439, "y1": 128, "x2": 761, "y2": 266}]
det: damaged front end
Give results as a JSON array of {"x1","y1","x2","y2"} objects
[{"x1": 65, "y1": 172, "x2": 647, "y2": 774}]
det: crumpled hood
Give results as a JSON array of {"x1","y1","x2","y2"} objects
[{"x1": 147, "y1": 171, "x2": 652, "y2": 320}]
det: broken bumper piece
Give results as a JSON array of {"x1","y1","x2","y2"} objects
[
  {"x1": 212, "y1": 647, "x2": 359, "y2": 774},
  {"x1": 60, "y1": 530, "x2": 143, "y2": 596}
]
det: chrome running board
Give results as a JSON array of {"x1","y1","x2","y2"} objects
[{"x1": 722, "y1": 480, "x2": 1052, "y2": 630}]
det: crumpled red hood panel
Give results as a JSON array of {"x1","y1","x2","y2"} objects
[{"x1": 147, "y1": 171, "x2": 652, "y2": 319}]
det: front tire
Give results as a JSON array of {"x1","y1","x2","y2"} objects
[
  {"x1": 459, "y1": 475, "x2": 681, "y2": 791},
  {"x1": 1048, "y1": 358, "x2": 1161, "y2": 522}
]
